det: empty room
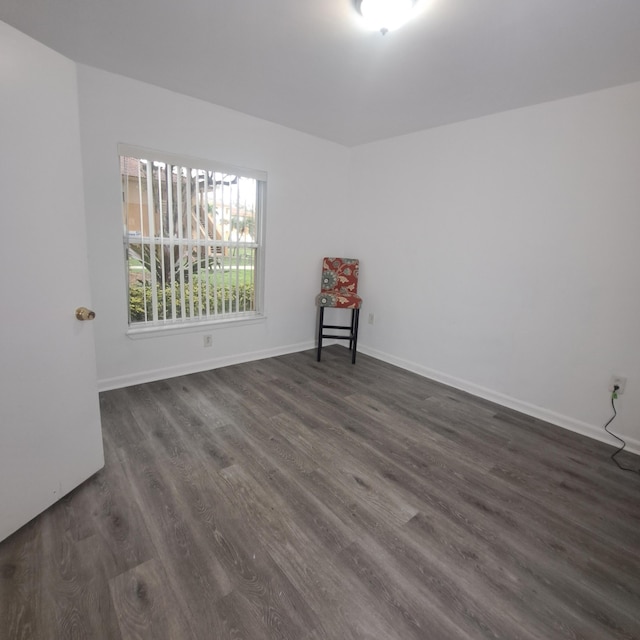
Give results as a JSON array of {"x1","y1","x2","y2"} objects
[{"x1": 1, "y1": 1, "x2": 639, "y2": 638}]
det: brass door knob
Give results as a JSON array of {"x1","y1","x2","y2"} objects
[{"x1": 75, "y1": 307, "x2": 96, "y2": 321}]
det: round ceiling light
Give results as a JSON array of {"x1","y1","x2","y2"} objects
[{"x1": 356, "y1": 0, "x2": 417, "y2": 35}]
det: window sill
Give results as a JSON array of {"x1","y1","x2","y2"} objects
[{"x1": 126, "y1": 313, "x2": 266, "y2": 340}]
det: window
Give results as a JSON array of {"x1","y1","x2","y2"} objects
[{"x1": 119, "y1": 145, "x2": 266, "y2": 331}]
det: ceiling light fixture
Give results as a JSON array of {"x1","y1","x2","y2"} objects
[{"x1": 355, "y1": 0, "x2": 418, "y2": 35}]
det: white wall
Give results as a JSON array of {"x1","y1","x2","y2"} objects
[
  {"x1": 350, "y1": 82, "x2": 640, "y2": 452},
  {"x1": 76, "y1": 62, "x2": 640, "y2": 453},
  {"x1": 77, "y1": 66, "x2": 350, "y2": 389}
]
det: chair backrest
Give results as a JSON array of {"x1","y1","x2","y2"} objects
[{"x1": 321, "y1": 257, "x2": 359, "y2": 294}]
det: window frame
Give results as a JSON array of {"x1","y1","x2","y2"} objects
[{"x1": 119, "y1": 144, "x2": 267, "y2": 337}]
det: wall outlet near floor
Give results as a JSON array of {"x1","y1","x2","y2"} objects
[
  {"x1": 203, "y1": 335, "x2": 213, "y2": 348},
  {"x1": 609, "y1": 375, "x2": 627, "y2": 395},
  {"x1": 368, "y1": 313, "x2": 374, "y2": 325}
]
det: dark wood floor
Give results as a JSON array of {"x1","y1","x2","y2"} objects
[{"x1": 1, "y1": 346, "x2": 639, "y2": 640}]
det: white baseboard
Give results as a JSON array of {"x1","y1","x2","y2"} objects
[
  {"x1": 97, "y1": 340, "x2": 315, "y2": 392},
  {"x1": 358, "y1": 345, "x2": 640, "y2": 456}
]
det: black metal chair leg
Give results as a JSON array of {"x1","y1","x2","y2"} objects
[
  {"x1": 349, "y1": 309, "x2": 354, "y2": 352},
  {"x1": 317, "y1": 306, "x2": 324, "y2": 361},
  {"x1": 351, "y1": 308, "x2": 360, "y2": 364},
  {"x1": 316, "y1": 305, "x2": 360, "y2": 364}
]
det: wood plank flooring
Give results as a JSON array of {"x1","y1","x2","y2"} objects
[{"x1": 1, "y1": 346, "x2": 639, "y2": 639}]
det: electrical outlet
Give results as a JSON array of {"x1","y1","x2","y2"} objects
[
  {"x1": 609, "y1": 375, "x2": 627, "y2": 395},
  {"x1": 203, "y1": 335, "x2": 213, "y2": 348},
  {"x1": 368, "y1": 313, "x2": 374, "y2": 325}
]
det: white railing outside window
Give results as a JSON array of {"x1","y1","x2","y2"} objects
[{"x1": 120, "y1": 145, "x2": 266, "y2": 331}]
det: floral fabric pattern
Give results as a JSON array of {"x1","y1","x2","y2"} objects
[{"x1": 316, "y1": 257, "x2": 362, "y2": 309}]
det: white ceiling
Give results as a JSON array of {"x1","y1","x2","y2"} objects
[{"x1": 2, "y1": 0, "x2": 640, "y2": 146}]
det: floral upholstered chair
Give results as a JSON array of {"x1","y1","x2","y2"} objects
[{"x1": 315, "y1": 257, "x2": 362, "y2": 364}]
